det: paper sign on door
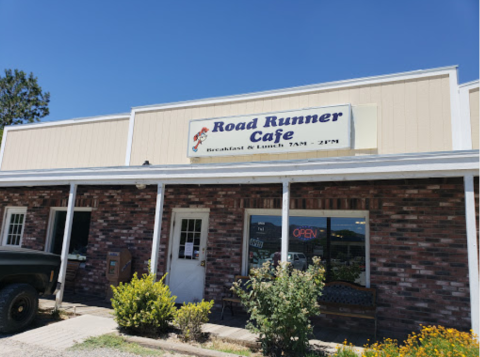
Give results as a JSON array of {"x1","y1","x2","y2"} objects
[{"x1": 185, "y1": 242, "x2": 194, "y2": 257}]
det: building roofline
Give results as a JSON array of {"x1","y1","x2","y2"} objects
[
  {"x1": 4, "y1": 113, "x2": 131, "y2": 131},
  {"x1": 459, "y1": 79, "x2": 479, "y2": 89},
  {"x1": 132, "y1": 65, "x2": 458, "y2": 113},
  {"x1": 5, "y1": 65, "x2": 458, "y2": 133}
]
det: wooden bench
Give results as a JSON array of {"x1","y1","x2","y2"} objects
[
  {"x1": 318, "y1": 281, "x2": 377, "y2": 339},
  {"x1": 221, "y1": 275, "x2": 250, "y2": 320},
  {"x1": 66, "y1": 261, "x2": 81, "y2": 294}
]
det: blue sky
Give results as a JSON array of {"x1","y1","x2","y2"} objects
[{"x1": 0, "y1": 1, "x2": 478, "y2": 123}]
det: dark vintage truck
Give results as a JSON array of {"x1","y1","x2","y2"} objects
[{"x1": 0, "y1": 246, "x2": 61, "y2": 333}]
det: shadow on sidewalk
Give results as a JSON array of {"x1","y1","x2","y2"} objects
[{"x1": 43, "y1": 292, "x2": 374, "y2": 347}]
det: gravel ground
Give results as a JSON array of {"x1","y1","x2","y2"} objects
[{"x1": 0, "y1": 338, "x2": 193, "y2": 357}]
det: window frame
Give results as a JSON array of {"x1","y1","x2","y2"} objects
[
  {"x1": 1, "y1": 207, "x2": 28, "y2": 247},
  {"x1": 242, "y1": 208, "x2": 371, "y2": 287},
  {"x1": 44, "y1": 207, "x2": 93, "y2": 259}
]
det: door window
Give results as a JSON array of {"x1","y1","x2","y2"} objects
[{"x1": 178, "y1": 218, "x2": 202, "y2": 260}]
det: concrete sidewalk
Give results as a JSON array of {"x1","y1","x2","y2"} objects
[
  {"x1": 41, "y1": 297, "x2": 260, "y2": 348},
  {"x1": 35, "y1": 295, "x2": 364, "y2": 355},
  {"x1": 40, "y1": 297, "x2": 113, "y2": 318},
  {"x1": 8, "y1": 315, "x2": 117, "y2": 350}
]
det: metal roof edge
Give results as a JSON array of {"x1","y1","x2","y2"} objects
[
  {"x1": 4, "y1": 66, "x2": 459, "y2": 130},
  {"x1": 132, "y1": 65, "x2": 458, "y2": 112},
  {"x1": 459, "y1": 79, "x2": 480, "y2": 89},
  {"x1": 4, "y1": 113, "x2": 131, "y2": 131},
  {"x1": 0, "y1": 149, "x2": 477, "y2": 177}
]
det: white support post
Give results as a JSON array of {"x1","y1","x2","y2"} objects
[
  {"x1": 150, "y1": 183, "x2": 165, "y2": 277},
  {"x1": 464, "y1": 174, "x2": 479, "y2": 335},
  {"x1": 281, "y1": 180, "x2": 290, "y2": 263},
  {"x1": 55, "y1": 183, "x2": 77, "y2": 309}
]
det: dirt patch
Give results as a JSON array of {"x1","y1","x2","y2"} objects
[
  {"x1": 200, "y1": 337, "x2": 261, "y2": 356},
  {"x1": 119, "y1": 327, "x2": 260, "y2": 357},
  {"x1": 29, "y1": 307, "x2": 74, "y2": 330},
  {"x1": 165, "y1": 332, "x2": 261, "y2": 356}
]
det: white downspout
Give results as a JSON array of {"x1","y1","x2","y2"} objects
[
  {"x1": 458, "y1": 85, "x2": 473, "y2": 150},
  {"x1": 281, "y1": 180, "x2": 290, "y2": 263},
  {"x1": 464, "y1": 174, "x2": 479, "y2": 335},
  {"x1": 124, "y1": 110, "x2": 136, "y2": 166},
  {"x1": 150, "y1": 182, "x2": 165, "y2": 277},
  {"x1": 55, "y1": 183, "x2": 77, "y2": 309},
  {"x1": 449, "y1": 67, "x2": 463, "y2": 150}
]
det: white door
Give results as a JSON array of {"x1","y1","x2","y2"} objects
[{"x1": 168, "y1": 211, "x2": 209, "y2": 303}]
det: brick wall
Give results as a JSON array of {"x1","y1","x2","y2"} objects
[
  {"x1": 291, "y1": 178, "x2": 473, "y2": 338},
  {"x1": 74, "y1": 186, "x2": 157, "y2": 295},
  {"x1": 0, "y1": 185, "x2": 156, "y2": 296},
  {"x1": 0, "y1": 177, "x2": 477, "y2": 339},
  {"x1": 0, "y1": 186, "x2": 69, "y2": 250}
]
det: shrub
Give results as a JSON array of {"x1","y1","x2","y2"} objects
[
  {"x1": 396, "y1": 325, "x2": 479, "y2": 357},
  {"x1": 111, "y1": 271, "x2": 176, "y2": 335},
  {"x1": 362, "y1": 338, "x2": 400, "y2": 357},
  {"x1": 173, "y1": 299, "x2": 214, "y2": 342},
  {"x1": 331, "y1": 325, "x2": 479, "y2": 357},
  {"x1": 233, "y1": 257, "x2": 325, "y2": 356}
]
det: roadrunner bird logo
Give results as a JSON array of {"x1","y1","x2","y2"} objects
[{"x1": 192, "y1": 127, "x2": 209, "y2": 152}]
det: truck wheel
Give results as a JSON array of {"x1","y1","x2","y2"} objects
[{"x1": 0, "y1": 284, "x2": 38, "y2": 333}]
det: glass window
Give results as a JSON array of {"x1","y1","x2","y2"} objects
[
  {"x1": 1, "y1": 208, "x2": 27, "y2": 246},
  {"x1": 329, "y1": 217, "x2": 366, "y2": 286},
  {"x1": 249, "y1": 215, "x2": 282, "y2": 270},
  {"x1": 50, "y1": 211, "x2": 91, "y2": 260},
  {"x1": 177, "y1": 218, "x2": 202, "y2": 260},
  {"x1": 248, "y1": 214, "x2": 366, "y2": 286}
]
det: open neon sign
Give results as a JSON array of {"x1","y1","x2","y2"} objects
[{"x1": 293, "y1": 226, "x2": 318, "y2": 241}]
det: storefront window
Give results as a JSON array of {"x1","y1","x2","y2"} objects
[{"x1": 248, "y1": 214, "x2": 366, "y2": 286}]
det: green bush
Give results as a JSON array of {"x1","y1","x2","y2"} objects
[
  {"x1": 111, "y1": 271, "x2": 176, "y2": 335},
  {"x1": 173, "y1": 300, "x2": 214, "y2": 342},
  {"x1": 233, "y1": 257, "x2": 325, "y2": 356}
]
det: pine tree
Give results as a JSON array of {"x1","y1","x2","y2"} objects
[{"x1": 0, "y1": 69, "x2": 50, "y2": 129}]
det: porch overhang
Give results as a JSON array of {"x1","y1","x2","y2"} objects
[
  {"x1": 2, "y1": 149, "x2": 477, "y2": 333},
  {"x1": 0, "y1": 150, "x2": 477, "y2": 187}
]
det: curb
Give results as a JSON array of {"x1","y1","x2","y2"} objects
[
  {"x1": 119, "y1": 332, "x2": 360, "y2": 357},
  {"x1": 119, "y1": 332, "x2": 246, "y2": 357}
]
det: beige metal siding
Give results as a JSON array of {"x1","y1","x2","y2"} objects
[
  {"x1": 470, "y1": 88, "x2": 479, "y2": 149},
  {"x1": 0, "y1": 74, "x2": 456, "y2": 170},
  {"x1": 1, "y1": 118, "x2": 129, "y2": 170},
  {"x1": 130, "y1": 75, "x2": 453, "y2": 165}
]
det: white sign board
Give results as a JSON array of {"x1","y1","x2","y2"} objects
[
  {"x1": 184, "y1": 242, "x2": 194, "y2": 257},
  {"x1": 187, "y1": 104, "x2": 351, "y2": 158}
]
